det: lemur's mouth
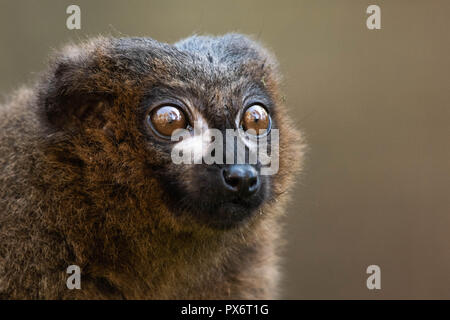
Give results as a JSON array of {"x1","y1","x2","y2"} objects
[
  {"x1": 194, "y1": 165, "x2": 267, "y2": 229},
  {"x1": 211, "y1": 200, "x2": 263, "y2": 229},
  {"x1": 160, "y1": 163, "x2": 268, "y2": 229}
]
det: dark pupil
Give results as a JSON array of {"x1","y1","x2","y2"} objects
[
  {"x1": 251, "y1": 110, "x2": 261, "y2": 123},
  {"x1": 162, "y1": 108, "x2": 181, "y2": 125},
  {"x1": 167, "y1": 113, "x2": 175, "y2": 124}
]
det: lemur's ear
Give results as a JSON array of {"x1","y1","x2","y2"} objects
[{"x1": 38, "y1": 39, "x2": 113, "y2": 131}]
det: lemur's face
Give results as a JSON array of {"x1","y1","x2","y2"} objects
[
  {"x1": 41, "y1": 36, "x2": 301, "y2": 230},
  {"x1": 135, "y1": 36, "x2": 283, "y2": 229},
  {"x1": 140, "y1": 75, "x2": 274, "y2": 229}
]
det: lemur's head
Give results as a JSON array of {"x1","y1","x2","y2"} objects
[{"x1": 38, "y1": 35, "x2": 302, "y2": 231}]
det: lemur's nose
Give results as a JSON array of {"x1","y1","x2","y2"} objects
[{"x1": 222, "y1": 165, "x2": 260, "y2": 197}]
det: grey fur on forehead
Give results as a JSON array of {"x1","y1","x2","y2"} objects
[
  {"x1": 113, "y1": 34, "x2": 277, "y2": 69},
  {"x1": 174, "y1": 34, "x2": 272, "y2": 64}
]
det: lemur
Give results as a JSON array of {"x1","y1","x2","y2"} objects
[{"x1": 0, "y1": 34, "x2": 303, "y2": 299}]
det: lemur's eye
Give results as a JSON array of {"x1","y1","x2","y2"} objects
[
  {"x1": 242, "y1": 104, "x2": 271, "y2": 136},
  {"x1": 148, "y1": 105, "x2": 188, "y2": 138}
]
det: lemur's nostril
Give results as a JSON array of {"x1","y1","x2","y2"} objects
[
  {"x1": 224, "y1": 175, "x2": 240, "y2": 189},
  {"x1": 249, "y1": 177, "x2": 257, "y2": 188},
  {"x1": 221, "y1": 165, "x2": 260, "y2": 197}
]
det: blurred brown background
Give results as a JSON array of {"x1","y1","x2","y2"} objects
[{"x1": 1, "y1": 0, "x2": 449, "y2": 299}]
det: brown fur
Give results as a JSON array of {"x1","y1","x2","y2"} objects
[{"x1": 0, "y1": 35, "x2": 303, "y2": 299}]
